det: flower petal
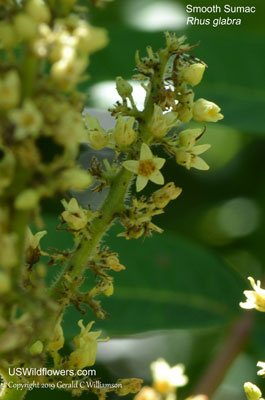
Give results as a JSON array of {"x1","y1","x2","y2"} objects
[
  {"x1": 150, "y1": 170, "x2": 164, "y2": 185},
  {"x1": 123, "y1": 160, "x2": 139, "y2": 174},
  {"x1": 154, "y1": 157, "x2": 166, "y2": 170},
  {"x1": 192, "y1": 144, "x2": 211, "y2": 155},
  {"x1": 191, "y1": 156, "x2": 209, "y2": 170},
  {"x1": 140, "y1": 143, "x2": 153, "y2": 160},
  {"x1": 136, "y1": 176, "x2": 148, "y2": 192}
]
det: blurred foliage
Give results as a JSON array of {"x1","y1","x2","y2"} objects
[{"x1": 38, "y1": 0, "x2": 265, "y2": 399}]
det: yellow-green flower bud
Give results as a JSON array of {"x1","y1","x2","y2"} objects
[
  {"x1": 69, "y1": 320, "x2": 108, "y2": 369},
  {"x1": 152, "y1": 182, "x2": 182, "y2": 208},
  {"x1": 182, "y1": 63, "x2": 205, "y2": 86},
  {"x1": 0, "y1": 70, "x2": 20, "y2": 111},
  {"x1": 193, "y1": 98, "x2": 224, "y2": 122},
  {"x1": 244, "y1": 382, "x2": 263, "y2": 400},
  {"x1": 25, "y1": 0, "x2": 51, "y2": 23},
  {"x1": 114, "y1": 115, "x2": 136, "y2": 147},
  {"x1": 178, "y1": 128, "x2": 202, "y2": 148},
  {"x1": 29, "y1": 340, "x2": 43, "y2": 355},
  {"x1": 13, "y1": 13, "x2": 37, "y2": 40},
  {"x1": 148, "y1": 105, "x2": 178, "y2": 138},
  {"x1": 61, "y1": 198, "x2": 88, "y2": 231},
  {"x1": 60, "y1": 168, "x2": 93, "y2": 191},
  {"x1": 0, "y1": 271, "x2": 11, "y2": 295},
  {"x1": 106, "y1": 255, "x2": 125, "y2": 272},
  {"x1": 0, "y1": 22, "x2": 17, "y2": 49},
  {"x1": 116, "y1": 77, "x2": 133, "y2": 99},
  {"x1": 15, "y1": 189, "x2": 40, "y2": 210},
  {"x1": 25, "y1": 227, "x2": 47, "y2": 265},
  {"x1": 85, "y1": 115, "x2": 108, "y2": 150}
]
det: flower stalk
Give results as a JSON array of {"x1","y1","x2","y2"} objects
[{"x1": 0, "y1": 1, "x2": 224, "y2": 399}]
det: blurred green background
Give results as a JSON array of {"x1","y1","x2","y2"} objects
[{"x1": 32, "y1": 0, "x2": 265, "y2": 399}]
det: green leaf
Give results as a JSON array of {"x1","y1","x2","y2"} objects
[{"x1": 96, "y1": 226, "x2": 245, "y2": 334}]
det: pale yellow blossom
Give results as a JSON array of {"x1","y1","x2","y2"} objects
[
  {"x1": 123, "y1": 143, "x2": 165, "y2": 192},
  {"x1": 152, "y1": 183, "x2": 182, "y2": 208},
  {"x1": 244, "y1": 382, "x2": 264, "y2": 400},
  {"x1": 182, "y1": 63, "x2": 205, "y2": 86},
  {"x1": 25, "y1": 227, "x2": 47, "y2": 250},
  {"x1": 193, "y1": 98, "x2": 224, "y2": 122},
  {"x1": 151, "y1": 358, "x2": 188, "y2": 394},
  {"x1": 61, "y1": 198, "x2": 87, "y2": 230},
  {"x1": 148, "y1": 105, "x2": 178, "y2": 138},
  {"x1": 114, "y1": 115, "x2": 137, "y2": 147},
  {"x1": 176, "y1": 129, "x2": 210, "y2": 171},
  {"x1": 69, "y1": 320, "x2": 108, "y2": 369},
  {"x1": 240, "y1": 277, "x2": 265, "y2": 312},
  {"x1": 85, "y1": 115, "x2": 108, "y2": 150},
  {"x1": 106, "y1": 255, "x2": 125, "y2": 272},
  {"x1": 9, "y1": 100, "x2": 43, "y2": 140}
]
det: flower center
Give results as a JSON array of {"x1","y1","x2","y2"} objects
[
  {"x1": 23, "y1": 114, "x2": 35, "y2": 127},
  {"x1": 138, "y1": 159, "x2": 156, "y2": 177},
  {"x1": 208, "y1": 108, "x2": 217, "y2": 116}
]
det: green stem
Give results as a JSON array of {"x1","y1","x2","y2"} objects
[
  {"x1": 0, "y1": 385, "x2": 27, "y2": 400},
  {"x1": 50, "y1": 167, "x2": 133, "y2": 301},
  {"x1": 0, "y1": 370, "x2": 27, "y2": 400}
]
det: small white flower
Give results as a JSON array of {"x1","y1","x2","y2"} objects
[
  {"x1": 193, "y1": 98, "x2": 223, "y2": 123},
  {"x1": 176, "y1": 129, "x2": 210, "y2": 171},
  {"x1": 151, "y1": 358, "x2": 188, "y2": 394},
  {"x1": 123, "y1": 143, "x2": 165, "y2": 192},
  {"x1": 240, "y1": 277, "x2": 265, "y2": 312},
  {"x1": 9, "y1": 100, "x2": 43, "y2": 140}
]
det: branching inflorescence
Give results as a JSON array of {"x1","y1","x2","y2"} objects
[{"x1": 0, "y1": 1, "x2": 224, "y2": 399}]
